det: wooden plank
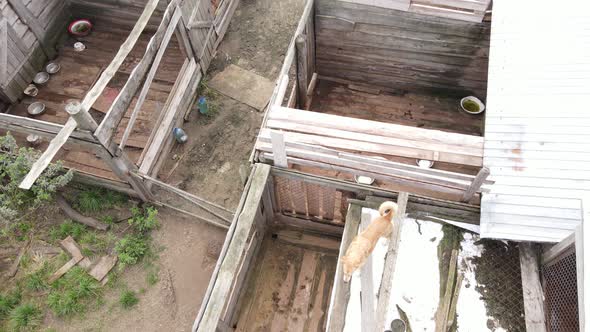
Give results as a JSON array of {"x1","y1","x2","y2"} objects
[
  {"x1": 0, "y1": 19, "x2": 7, "y2": 83},
  {"x1": 48, "y1": 256, "x2": 83, "y2": 283},
  {"x1": 80, "y1": 0, "x2": 160, "y2": 112},
  {"x1": 360, "y1": 210, "x2": 375, "y2": 332},
  {"x1": 59, "y1": 236, "x2": 83, "y2": 260},
  {"x1": 288, "y1": 251, "x2": 318, "y2": 331},
  {"x1": 446, "y1": 272, "x2": 464, "y2": 329},
  {"x1": 375, "y1": 192, "x2": 408, "y2": 331},
  {"x1": 119, "y1": 7, "x2": 182, "y2": 150},
  {"x1": 436, "y1": 249, "x2": 458, "y2": 332},
  {"x1": 6, "y1": 0, "x2": 54, "y2": 57},
  {"x1": 259, "y1": 128, "x2": 482, "y2": 166},
  {"x1": 265, "y1": 119, "x2": 483, "y2": 157},
  {"x1": 19, "y1": 118, "x2": 77, "y2": 189},
  {"x1": 270, "y1": 130, "x2": 288, "y2": 168},
  {"x1": 139, "y1": 58, "x2": 197, "y2": 175},
  {"x1": 519, "y1": 243, "x2": 547, "y2": 332},
  {"x1": 195, "y1": 164, "x2": 271, "y2": 332},
  {"x1": 88, "y1": 255, "x2": 118, "y2": 281},
  {"x1": 295, "y1": 34, "x2": 308, "y2": 108},
  {"x1": 94, "y1": 0, "x2": 178, "y2": 146},
  {"x1": 326, "y1": 203, "x2": 361, "y2": 331},
  {"x1": 270, "y1": 106, "x2": 483, "y2": 148},
  {"x1": 461, "y1": 167, "x2": 490, "y2": 202}
]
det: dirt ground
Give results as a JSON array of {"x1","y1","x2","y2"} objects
[
  {"x1": 162, "y1": 0, "x2": 305, "y2": 209},
  {"x1": 66, "y1": 0, "x2": 305, "y2": 330}
]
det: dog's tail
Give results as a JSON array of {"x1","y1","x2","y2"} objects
[{"x1": 379, "y1": 201, "x2": 398, "y2": 221}]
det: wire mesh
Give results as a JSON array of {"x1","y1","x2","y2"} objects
[
  {"x1": 541, "y1": 247, "x2": 579, "y2": 332},
  {"x1": 471, "y1": 240, "x2": 526, "y2": 331}
]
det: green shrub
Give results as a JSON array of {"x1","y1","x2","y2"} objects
[
  {"x1": 25, "y1": 264, "x2": 50, "y2": 292},
  {"x1": 115, "y1": 235, "x2": 149, "y2": 267},
  {"x1": 128, "y1": 206, "x2": 159, "y2": 233},
  {"x1": 8, "y1": 303, "x2": 41, "y2": 331},
  {"x1": 49, "y1": 220, "x2": 87, "y2": 241},
  {"x1": 119, "y1": 290, "x2": 139, "y2": 309},
  {"x1": 0, "y1": 289, "x2": 22, "y2": 319},
  {"x1": 47, "y1": 267, "x2": 100, "y2": 317},
  {"x1": 0, "y1": 133, "x2": 73, "y2": 224}
]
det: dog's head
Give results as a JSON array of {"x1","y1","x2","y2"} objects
[{"x1": 378, "y1": 201, "x2": 398, "y2": 222}]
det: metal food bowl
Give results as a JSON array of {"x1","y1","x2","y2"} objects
[
  {"x1": 46, "y1": 62, "x2": 61, "y2": 74},
  {"x1": 416, "y1": 159, "x2": 434, "y2": 168},
  {"x1": 33, "y1": 72, "x2": 50, "y2": 85},
  {"x1": 24, "y1": 84, "x2": 38, "y2": 97},
  {"x1": 27, "y1": 102, "x2": 46, "y2": 116}
]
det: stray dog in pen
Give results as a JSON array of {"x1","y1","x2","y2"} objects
[{"x1": 341, "y1": 201, "x2": 398, "y2": 282}]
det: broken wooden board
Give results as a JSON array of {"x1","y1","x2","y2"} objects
[
  {"x1": 89, "y1": 255, "x2": 118, "y2": 282},
  {"x1": 60, "y1": 236, "x2": 84, "y2": 260},
  {"x1": 49, "y1": 256, "x2": 84, "y2": 283},
  {"x1": 208, "y1": 64, "x2": 274, "y2": 111}
]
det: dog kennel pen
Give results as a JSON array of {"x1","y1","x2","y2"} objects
[{"x1": 195, "y1": 0, "x2": 588, "y2": 331}]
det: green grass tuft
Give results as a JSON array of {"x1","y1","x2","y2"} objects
[
  {"x1": 0, "y1": 289, "x2": 22, "y2": 319},
  {"x1": 8, "y1": 303, "x2": 42, "y2": 331},
  {"x1": 47, "y1": 267, "x2": 101, "y2": 317},
  {"x1": 146, "y1": 270, "x2": 159, "y2": 286},
  {"x1": 76, "y1": 187, "x2": 128, "y2": 214},
  {"x1": 49, "y1": 220, "x2": 87, "y2": 242},
  {"x1": 24, "y1": 264, "x2": 50, "y2": 292},
  {"x1": 119, "y1": 290, "x2": 138, "y2": 309}
]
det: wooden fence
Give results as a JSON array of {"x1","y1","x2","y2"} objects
[{"x1": 0, "y1": 0, "x2": 67, "y2": 102}]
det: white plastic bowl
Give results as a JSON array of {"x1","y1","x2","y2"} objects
[{"x1": 460, "y1": 96, "x2": 485, "y2": 114}]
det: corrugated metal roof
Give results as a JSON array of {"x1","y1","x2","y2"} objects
[{"x1": 480, "y1": 0, "x2": 590, "y2": 242}]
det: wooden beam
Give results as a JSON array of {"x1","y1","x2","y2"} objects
[
  {"x1": 274, "y1": 74, "x2": 289, "y2": 107},
  {"x1": 270, "y1": 130, "x2": 288, "y2": 168},
  {"x1": 193, "y1": 164, "x2": 257, "y2": 332},
  {"x1": 273, "y1": 213, "x2": 343, "y2": 237},
  {"x1": 519, "y1": 243, "x2": 547, "y2": 332},
  {"x1": 6, "y1": 0, "x2": 55, "y2": 58},
  {"x1": 436, "y1": 249, "x2": 458, "y2": 332},
  {"x1": 194, "y1": 164, "x2": 270, "y2": 332},
  {"x1": 94, "y1": 0, "x2": 178, "y2": 146},
  {"x1": 19, "y1": 118, "x2": 77, "y2": 189},
  {"x1": 0, "y1": 112, "x2": 98, "y2": 146},
  {"x1": 0, "y1": 19, "x2": 7, "y2": 83},
  {"x1": 461, "y1": 167, "x2": 490, "y2": 202},
  {"x1": 295, "y1": 34, "x2": 308, "y2": 108},
  {"x1": 360, "y1": 210, "x2": 376, "y2": 331},
  {"x1": 118, "y1": 8, "x2": 182, "y2": 151},
  {"x1": 139, "y1": 58, "x2": 198, "y2": 175},
  {"x1": 375, "y1": 192, "x2": 408, "y2": 332},
  {"x1": 542, "y1": 232, "x2": 575, "y2": 264},
  {"x1": 326, "y1": 203, "x2": 361, "y2": 332}
]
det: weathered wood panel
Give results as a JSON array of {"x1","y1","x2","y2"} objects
[
  {"x1": 69, "y1": 0, "x2": 167, "y2": 30},
  {"x1": 0, "y1": 0, "x2": 68, "y2": 103},
  {"x1": 315, "y1": 0, "x2": 490, "y2": 97}
]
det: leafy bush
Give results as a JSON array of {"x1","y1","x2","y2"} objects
[
  {"x1": 76, "y1": 186, "x2": 128, "y2": 214},
  {"x1": 115, "y1": 235, "x2": 149, "y2": 267},
  {"x1": 119, "y1": 290, "x2": 139, "y2": 309},
  {"x1": 8, "y1": 303, "x2": 41, "y2": 331},
  {"x1": 0, "y1": 133, "x2": 73, "y2": 223},
  {"x1": 47, "y1": 267, "x2": 101, "y2": 317},
  {"x1": 0, "y1": 289, "x2": 21, "y2": 319},
  {"x1": 128, "y1": 206, "x2": 159, "y2": 233}
]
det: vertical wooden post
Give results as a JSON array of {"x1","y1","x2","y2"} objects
[
  {"x1": 461, "y1": 167, "x2": 490, "y2": 202},
  {"x1": 66, "y1": 101, "x2": 154, "y2": 202},
  {"x1": 295, "y1": 34, "x2": 308, "y2": 109},
  {"x1": 519, "y1": 243, "x2": 547, "y2": 332},
  {"x1": 270, "y1": 130, "x2": 288, "y2": 168},
  {"x1": 0, "y1": 19, "x2": 7, "y2": 83},
  {"x1": 375, "y1": 192, "x2": 408, "y2": 331}
]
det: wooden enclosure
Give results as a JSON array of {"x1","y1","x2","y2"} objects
[
  {"x1": 254, "y1": 0, "x2": 493, "y2": 205},
  {"x1": 193, "y1": 164, "x2": 484, "y2": 331},
  {"x1": 0, "y1": 0, "x2": 68, "y2": 102},
  {"x1": 0, "y1": 0, "x2": 238, "y2": 203}
]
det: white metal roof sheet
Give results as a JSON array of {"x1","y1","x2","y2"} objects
[{"x1": 480, "y1": 0, "x2": 590, "y2": 242}]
